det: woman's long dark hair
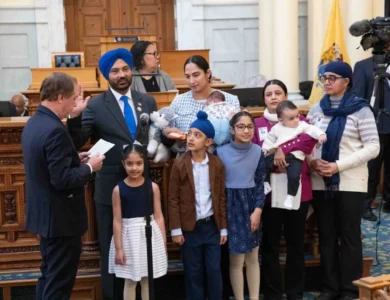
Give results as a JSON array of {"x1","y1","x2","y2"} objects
[
  {"x1": 263, "y1": 79, "x2": 288, "y2": 98},
  {"x1": 183, "y1": 55, "x2": 212, "y2": 82},
  {"x1": 130, "y1": 41, "x2": 153, "y2": 71}
]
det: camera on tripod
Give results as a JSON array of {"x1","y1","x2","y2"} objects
[
  {"x1": 350, "y1": 17, "x2": 390, "y2": 54},
  {"x1": 349, "y1": 17, "x2": 390, "y2": 111}
]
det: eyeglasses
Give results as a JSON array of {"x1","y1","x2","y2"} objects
[
  {"x1": 320, "y1": 75, "x2": 345, "y2": 84},
  {"x1": 144, "y1": 52, "x2": 160, "y2": 58},
  {"x1": 235, "y1": 124, "x2": 255, "y2": 132}
]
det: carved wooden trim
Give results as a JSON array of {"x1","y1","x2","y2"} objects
[
  {"x1": 0, "y1": 245, "x2": 40, "y2": 253},
  {"x1": 0, "y1": 129, "x2": 23, "y2": 145},
  {"x1": 0, "y1": 158, "x2": 24, "y2": 166}
]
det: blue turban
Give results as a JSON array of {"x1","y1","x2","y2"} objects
[
  {"x1": 324, "y1": 61, "x2": 353, "y2": 86},
  {"x1": 98, "y1": 48, "x2": 133, "y2": 80}
]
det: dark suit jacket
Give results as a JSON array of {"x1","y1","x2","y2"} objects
[
  {"x1": 68, "y1": 89, "x2": 157, "y2": 205},
  {"x1": 22, "y1": 105, "x2": 91, "y2": 238},
  {"x1": 168, "y1": 151, "x2": 227, "y2": 232},
  {"x1": 0, "y1": 102, "x2": 18, "y2": 117},
  {"x1": 353, "y1": 57, "x2": 390, "y2": 134}
]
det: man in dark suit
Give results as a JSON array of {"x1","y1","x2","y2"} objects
[
  {"x1": 67, "y1": 48, "x2": 157, "y2": 299},
  {"x1": 0, "y1": 102, "x2": 18, "y2": 117},
  {"x1": 22, "y1": 72, "x2": 105, "y2": 300},
  {"x1": 353, "y1": 56, "x2": 390, "y2": 221}
]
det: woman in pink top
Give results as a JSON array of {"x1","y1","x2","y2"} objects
[{"x1": 253, "y1": 80, "x2": 316, "y2": 300}]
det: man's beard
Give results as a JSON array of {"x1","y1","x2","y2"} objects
[{"x1": 109, "y1": 76, "x2": 132, "y2": 92}]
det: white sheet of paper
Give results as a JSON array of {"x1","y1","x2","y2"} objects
[{"x1": 88, "y1": 139, "x2": 115, "y2": 158}]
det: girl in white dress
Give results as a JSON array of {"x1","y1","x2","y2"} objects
[{"x1": 108, "y1": 144, "x2": 167, "y2": 299}]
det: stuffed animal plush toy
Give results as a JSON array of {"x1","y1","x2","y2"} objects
[{"x1": 147, "y1": 107, "x2": 176, "y2": 163}]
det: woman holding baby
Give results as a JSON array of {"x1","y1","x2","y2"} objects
[
  {"x1": 252, "y1": 79, "x2": 317, "y2": 300},
  {"x1": 162, "y1": 55, "x2": 240, "y2": 143}
]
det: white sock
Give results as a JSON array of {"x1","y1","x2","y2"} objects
[
  {"x1": 284, "y1": 194, "x2": 294, "y2": 208},
  {"x1": 264, "y1": 182, "x2": 272, "y2": 195}
]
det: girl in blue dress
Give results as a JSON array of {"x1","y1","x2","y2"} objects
[
  {"x1": 218, "y1": 111, "x2": 266, "y2": 300},
  {"x1": 108, "y1": 144, "x2": 167, "y2": 300}
]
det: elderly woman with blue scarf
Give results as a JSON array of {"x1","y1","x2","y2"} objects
[{"x1": 307, "y1": 61, "x2": 379, "y2": 300}]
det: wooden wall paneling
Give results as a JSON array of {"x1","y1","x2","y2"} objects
[
  {"x1": 65, "y1": 0, "x2": 175, "y2": 67},
  {"x1": 78, "y1": 0, "x2": 106, "y2": 66},
  {"x1": 134, "y1": 0, "x2": 159, "y2": 36},
  {"x1": 132, "y1": 0, "x2": 175, "y2": 50},
  {"x1": 64, "y1": 0, "x2": 79, "y2": 51},
  {"x1": 161, "y1": 0, "x2": 175, "y2": 50},
  {"x1": 106, "y1": 0, "x2": 125, "y2": 36}
]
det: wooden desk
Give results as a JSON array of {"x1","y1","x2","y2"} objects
[
  {"x1": 159, "y1": 49, "x2": 210, "y2": 79},
  {"x1": 21, "y1": 88, "x2": 106, "y2": 115},
  {"x1": 99, "y1": 36, "x2": 157, "y2": 55},
  {"x1": 28, "y1": 68, "x2": 99, "y2": 90},
  {"x1": 21, "y1": 89, "x2": 177, "y2": 115},
  {"x1": 149, "y1": 91, "x2": 178, "y2": 109},
  {"x1": 175, "y1": 82, "x2": 236, "y2": 94}
]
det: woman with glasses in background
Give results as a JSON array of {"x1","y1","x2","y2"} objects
[
  {"x1": 252, "y1": 79, "x2": 317, "y2": 300},
  {"x1": 307, "y1": 61, "x2": 379, "y2": 300},
  {"x1": 130, "y1": 41, "x2": 176, "y2": 93}
]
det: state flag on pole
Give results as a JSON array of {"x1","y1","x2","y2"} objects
[{"x1": 308, "y1": 0, "x2": 350, "y2": 106}]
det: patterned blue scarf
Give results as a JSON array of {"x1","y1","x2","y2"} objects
[{"x1": 320, "y1": 89, "x2": 370, "y2": 190}]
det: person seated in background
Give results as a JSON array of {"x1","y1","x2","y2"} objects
[
  {"x1": 11, "y1": 94, "x2": 29, "y2": 116},
  {"x1": 130, "y1": 41, "x2": 176, "y2": 93}
]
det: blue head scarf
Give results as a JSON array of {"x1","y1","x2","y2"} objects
[
  {"x1": 320, "y1": 61, "x2": 371, "y2": 190},
  {"x1": 98, "y1": 48, "x2": 133, "y2": 80}
]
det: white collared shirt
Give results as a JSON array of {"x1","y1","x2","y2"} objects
[
  {"x1": 171, "y1": 155, "x2": 227, "y2": 237},
  {"x1": 192, "y1": 155, "x2": 214, "y2": 221},
  {"x1": 110, "y1": 87, "x2": 137, "y2": 125}
]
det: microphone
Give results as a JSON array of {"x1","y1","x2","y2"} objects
[
  {"x1": 139, "y1": 113, "x2": 150, "y2": 147},
  {"x1": 349, "y1": 19, "x2": 371, "y2": 37},
  {"x1": 140, "y1": 113, "x2": 150, "y2": 127}
]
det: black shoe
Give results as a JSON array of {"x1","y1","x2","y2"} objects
[
  {"x1": 316, "y1": 293, "x2": 337, "y2": 300},
  {"x1": 362, "y1": 208, "x2": 378, "y2": 221}
]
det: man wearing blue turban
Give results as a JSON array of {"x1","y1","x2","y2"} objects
[{"x1": 67, "y1": 47, "x2": 157, "y2": 299}]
